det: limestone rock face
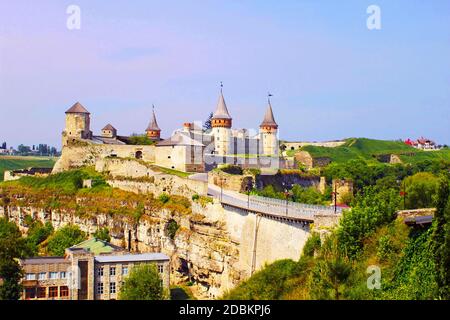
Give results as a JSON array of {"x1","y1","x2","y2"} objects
[{"x1": 0, "y1": 200, "x2": 243, "y2": 299}]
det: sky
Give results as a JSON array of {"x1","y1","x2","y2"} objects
[{"x1": 0, "y1": 0, "x2": 449, "y2": 149}]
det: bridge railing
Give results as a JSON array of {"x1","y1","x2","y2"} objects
[
  {"x1": 249, "y1": 195, "x2": 342, "y2": 215},
  {"x1": 219, "y1": 192, "x2": 340, "y2": 220}
]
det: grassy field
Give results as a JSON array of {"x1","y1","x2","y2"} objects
[
  {"x1": 0, "y1": 155, "x2": 56, "y2": 181},
  {"x1": 287, "y1": 138, "x2": 450, "y2": 165}
]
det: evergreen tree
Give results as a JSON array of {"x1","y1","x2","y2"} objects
[{"x1": 203, "y1": 112, "x2": 213, "y2": 131}]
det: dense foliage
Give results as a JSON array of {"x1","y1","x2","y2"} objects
[
  {"x1": 119, "y1": 264, "x2": 166, "y2": 300},
  {"x1": 224, "y1": 161, "x2": 450, "y2": 300},
  {"x1": 46, "y1": 225, "x2": 87, "y2": 256}
]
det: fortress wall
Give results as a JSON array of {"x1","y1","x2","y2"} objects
[
  {"x1": 52, "y1": 144, "x2": 156, "y2": 173},
  {"x1": 107, "y1": 176, "x2": 208, "y2": 199}
]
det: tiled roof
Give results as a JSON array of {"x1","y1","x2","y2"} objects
[
  {"x1": 157, "y1": 132, "x2": 205, "y2": 147},
  {"x1": 65, "y1": 102, "x2": 90, "y2": 114},
  {"x1": 102, "y1": 124, "x2": 116, "y2": 131},
  {"x1": 146, "y1": 106, "x2": 161, "y2": 131}
]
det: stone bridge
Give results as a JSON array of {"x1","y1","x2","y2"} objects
[{"x1": 207, "y1": 185, "x2": 342, "y2": 275}]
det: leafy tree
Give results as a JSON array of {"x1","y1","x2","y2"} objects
[
  {"x1": 46, "y1": 225, "x2": 87, "y2": 256},
  {"x1": 203, "y1": 112, "x2": 213, "y2": 131},
  {"x1": 26, "y1": 221, "x2": 54, "y2": 255},
  {"x1": 403, "y1": 172, "x2": 439, "y2": 209},
  {"x1": 431, "y1": 174, "x2": 450, "y2": 299},
  {"x1": 93, "y1": 227, "x2": 111, "y2": 242},
  {"x1": 0, "y1": 218, "x2": 30, "y2": 300},
  {"x1": 337, "y1": 187, "x2": 400, "y2": 259},
  {"x1": 166, "y1": 220, "x2": 179, "y2": 240},
  {"x1": 119, "y1": 264, "x2": 166, "y2": 300}
]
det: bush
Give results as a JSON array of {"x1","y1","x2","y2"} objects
[
  {"x1": 158, "y1": 193, "x2": 170, "y2": 204},
  {"x1": 218, "y1": 165, "x2": 243, "y2": 175},
  {"x1": 93, "y1": 227, "x2": 111, "y2": 242},
  {"x1": 191, "y1": 194, "x2": 200, "y2": 201},
  {"x1": 166, "y1": 220, "x2": 179, "y2": 240}
]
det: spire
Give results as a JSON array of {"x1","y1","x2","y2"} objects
[
  {"x1": 260, "y1": 93, "x2": 278, "y2": 128},
  {"x1": 146, "y1": 105, "x2": 161, "y2": 131},
  {"x1": 212, "y1": 83, "x2": 232, "y2": 120}
]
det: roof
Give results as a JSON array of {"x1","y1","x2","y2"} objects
[
  {"x1": 65, "y1": 102, "x2": 90, "y2": 114},
  {"x1": 157, "y1": 132, "x2": 205, "y2": 147},
  {"x1": 146, "y1": 107, "x2": 161, "y2": 131},
  {"x1": 212, "y1": 90, "x2": 232, "y2": 120},
  {"x1": 94, "y1": 253, "x2": 169, "y2": 263},
  {"x1": 20, "y1": 256, "x2": 68, "y2": 265},
  {"x1": 260, "y1": 100, "x2": 278, "y2": 127},
  {"x1": 102, "y1": 124, "x2": 116, "y2": 131},
  {"x1": 70, "y1": 238, "x2": 123, "y2": 255}
]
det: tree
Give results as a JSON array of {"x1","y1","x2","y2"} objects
[
  {"x1": 119, "y1": 264, "x2": 166, "y2": 300},
  {"x1": 431, "y1": 174, "x2": 450, "y2": 299},
  {"x1": 203, "y1": 112, "x2": 213, "y2": 131},
  {"x1": 309, "y1": 235, "x2": 352, "y2": 300},
  {"x1": 0, "y1": 218, "x2": 29, "y2": 300},
  {"x1": 403, "y1": 172, "x2": 439, "y2": 209},
  {"x1": 46, "y1": 224, "x2": 86, "y2": 256},
  {"x1": 26, "y1": 221, "x2": 54, "y2": 255},
  {"x1": 93, "y1": 227, "x2": 111, "y2": 242}
]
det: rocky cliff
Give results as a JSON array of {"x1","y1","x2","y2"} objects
[{"x1": 0, "y1": 194, "x2": 244, "y2": 299}]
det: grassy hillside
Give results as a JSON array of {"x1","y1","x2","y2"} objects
[
  {"x1": 0, "y1": 156, "x2": 56, "y2": 181},
  {"x1": 287, "y1": 138, "x2": 450, "y2": 165}
]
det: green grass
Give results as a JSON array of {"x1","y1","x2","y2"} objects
[
  {"x1": 286, "y1": 138, "x2": 450, "y2": 165},
  {"x1": 0, "y1": 166, "x2": 108, "y2": 194},
  {"x1": 149, "y1": 165, "x2": 192, "y2": 178},
  {"x1": 0, "y1": 155, "x2": 56, "y2": 181}
]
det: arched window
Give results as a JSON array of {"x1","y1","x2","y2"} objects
[{"x1": 135, "y1": 151, "x2": 143, "y2": 159}]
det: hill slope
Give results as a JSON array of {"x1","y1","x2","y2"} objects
[
  {"x1": 289, "y1": 138, "x2": 450, "y2": 165},
  {"x1": 0, "y1": 156, "x2": 56, "y2": 181}
]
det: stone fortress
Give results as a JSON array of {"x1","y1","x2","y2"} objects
[{"x1": 53, "y1": 87, "x2": 280, "y2": 174}]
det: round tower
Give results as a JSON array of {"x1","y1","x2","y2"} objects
[
  {"x1": 62, "y1": 102, "x2": 92, "y2": 146},
  {"x1": 259, "y1": 96, "x2": 279, "y2": 156},
  {"x1": 145, "y1": 106, "x2": 161, "y2": 141},
  {"x1": 211, "y1": 87, "x2": 232, "y2": 155}
]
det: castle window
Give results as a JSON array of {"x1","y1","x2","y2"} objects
[
  {"x1": 135, "y1": 151, "x2": 143, "y2": 159},
  {"x1": 168, "y1": 156, "x2": 171, "y2": 159}
]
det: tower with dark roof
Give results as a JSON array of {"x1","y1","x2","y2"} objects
[
  {"x1": 145, "y1": 106, "x2": 161, "y2": 141},
  {"x1": 62, "y1": 102, "x2": 93, "y2": 146},
  {"x1": 259, "y1": 95, "x2": 279, "y2": 155},
  {"x1": 211, "y1": 85, "x2": 232, "y2": 155},
  {"x1": 101, "y1": 124, "x2": 117, "y2": 138}
]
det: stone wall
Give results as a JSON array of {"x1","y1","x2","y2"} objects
[{"x1": 53, "y1": 144, "x2": 156, "y2": 173}]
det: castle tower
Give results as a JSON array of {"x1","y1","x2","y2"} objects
[
  {"x1": 145, "y1": 105, "x2": 161, "y2": 141},
  {"x1": 211, "y1": 86, "x2": 232, "y2": 156},
  {"x1": 259, "y1": 95, "x2": 279, "y2": 155},
  {"x1": 62, "y1": 102, "x2": 92, "y2": 146}
]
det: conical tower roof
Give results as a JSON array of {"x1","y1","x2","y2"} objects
[
  {"x1": 65, "y1": 102, "x2": 90, "y2": 114},
  {"x1": 212, "y1": 89, "x2": 232, "y2": 120},
  {"x1": 260, "y1": 98, "x2": 278, "y2": 128},
  {"x1": 146, "y1": 106, "x2": 161, "y2": 131}
]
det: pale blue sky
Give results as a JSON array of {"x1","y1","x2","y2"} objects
[{"x1": 0, "y1": 0, "x2": 449, "y2": 148}]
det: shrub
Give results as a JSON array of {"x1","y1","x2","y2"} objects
[
  {"x1": 166, "y1": 219, "x2": 179, "y2": 240},
  {"x1": 218, "y1": 164, "x2": 243, "y2": 175},
  {"x1": 158, "y1": 193, "x2": 170, "y2": 204},
  {"x1": 191, "y1": 194, "x2": 200, "y2": 201},
  {"x1": 93, "y1": 227, "x2": 111, "y2": 242}
]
